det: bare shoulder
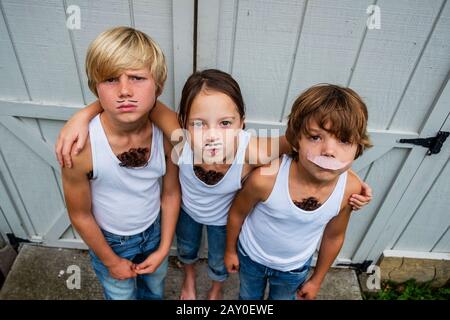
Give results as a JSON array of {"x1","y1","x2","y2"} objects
[
  {"x1": 344, "y1": 170, "x2": 363, "y2": 200},
  {"x1": 62, "y1": 136, "x2": 92, "y2": 180},
  {"x1": 244, "y1": 157, "x2": 282, "y2": 200}
]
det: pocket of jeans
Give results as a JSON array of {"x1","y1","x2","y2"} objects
[{"x1": 288, "y1": 260, "x2": 311, "y2": 275}]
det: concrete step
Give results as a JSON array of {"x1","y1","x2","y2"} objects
[{"x1": 0, "y1": 244, "x2": 361, "y2": 300}]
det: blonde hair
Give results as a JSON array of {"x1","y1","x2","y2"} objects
[
  {"x1": 85, "y1": 26, "x2": 167, "y2": 97},
  {"x1": 285, "y1": 84, "x2": 372, "y2": 160}
]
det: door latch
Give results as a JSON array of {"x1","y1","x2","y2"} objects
[{"x1": 398, "y1": 131, "x2": 449, "y2": 155}]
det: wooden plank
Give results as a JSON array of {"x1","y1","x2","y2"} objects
[
  {"x1": 340, "y1": 148, "x2": 410, "y2": 260},
  {"x1": 0, "y1": 180, "x2": 27, "y2": 239},
  {"x1": 433, "y1": 227, "x2": 450, "y2": 252},
  {"x1": 197, "y1": 0, "x2": 221, "y2": 70},
  {"x1": 0, "y1": 206, "x2": 13, "y2": 234},
  {"x1": 37, "y1": 119, "x2": 68, "y2": 210},
  {"x1": 0, "y1": 1, "x2": 29, "y2": 100},
  {"x1": 353, "y1": 74, "x2": 450, "y2": 263},
  {"x1": 134, "y1": 0, "x2": 176, "y2": 108},
  {"x1": 45, "y1": 209, "x2": 71, "y2": 242},
  {"x1": 0, "y1": 116, "x2": 59, "y2": 170},
  {"x1": 0, "y1": 121, "x2": 66, "y2": 237},
  {"x1": 60, "y1": 226, "x2": 76, "y2": 240},
  {"x1": 215, "y1": 0, "x2": 238, "y2": 73},
  {"x1": 365, "y1": 116, "x2": 450, "y2": 261},
  {"x1": 172, "y1": 0, "x2": 195, "y2": 109},
  {"x1": 0, "y1": 206, "x2": 13, "y2": 244},
  {"x1": 1, "y1": 0, "x2": 84, "y2": 105},
  {"x1": 0, "y1": 146, "x2": 34, "y2": 238},
  {"x1": 44, "y1": 239, "x2": 87, "y2": 250},
  {"x1": 392, "y1": 154, "x2": 450, "y2": 252},
  {"x1": 0, "y1": 100, "x2": 79, "y2": 120},
  {"x1": 383, "y1": 249, "x2": 450, "y2": 260},
  {"x1": 226, "y1": 0, "x2": 308, "y2": 121},
  {"x1": 349, "y1": 0, "x2": 445, "y2": 130},
  {"x1": 388, "y1": 0, "x2": 450, "y2": 132},
  {"x1": 281, "y1": 0, "x2": 372, "y2": 121}
]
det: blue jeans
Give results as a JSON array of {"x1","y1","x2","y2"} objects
[
  {"x1": 89, "y1": 215, "x2": 168, "y2": 300},
  {"x1": 176, "y1": 208, "x2": 228, "y2": 282},
  {"x1": 238, "y1": 241, "x2": 312, "y2": 300}
]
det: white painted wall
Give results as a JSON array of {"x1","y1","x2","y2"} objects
[{"x1": 0, "y1": 0, "x2": 449, "y2": 265}]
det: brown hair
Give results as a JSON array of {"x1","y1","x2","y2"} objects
[
  {"x1": 285, "y1": 84, "x2": 372, "y2": 159},
  {"x1": 86, "y1": 26, "x2": 167, "y2": 97},
  {"x1": 177, "y1": 69, "x2": 245, "y2": 128}
]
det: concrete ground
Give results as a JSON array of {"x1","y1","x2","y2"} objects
[{"x1": 0, "y1": 244, "x2": 362, "y2": 300}]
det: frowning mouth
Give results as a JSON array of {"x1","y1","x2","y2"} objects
[
  {"x1": 117, "y1": 104, "x2": 138, "y2": 112},
  {"x1": 204, "y1": 142, "x2": 223, "y2": 150}
]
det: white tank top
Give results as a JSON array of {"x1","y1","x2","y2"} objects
[
  {"x1": 89, "y1": 115, "x2": 166, "y2": 236},
  {"x1": 178, "y1": 130, "x2": 252, "y2": 226},
  {"x1": 239, "y1": 154, "x2": 347, "y2": 271}
]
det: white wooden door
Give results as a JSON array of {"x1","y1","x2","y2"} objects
[
  {"x1": 352, "y1": 80, "x2": 450, "y2": 264},
  {"x1": 196, "y1": 0, "x2": 450, "y2": 264},
  {"x1": 0, "y1": 0, "x2": 194, "y2": 249}
]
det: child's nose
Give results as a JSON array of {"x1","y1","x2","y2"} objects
[
  {"x1": 205, "y1": 129, "x2": 220, "y2": 142},
  {"x1": 322, "y1": 139, "x2": 337, "y2": 156},
  {"x1": 119, "y1": 79, "x2": 132, "y2": 97}
]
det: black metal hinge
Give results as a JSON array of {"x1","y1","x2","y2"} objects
[
  {"x1": 6, "y1": 233, "x2": 30, "y2": 252},
  {"x1": 336, "y1": 260, "x2": 373, "y2": 273},
  {"x1": 398, "y1": 131, "x2": 449, "y2": 155}
]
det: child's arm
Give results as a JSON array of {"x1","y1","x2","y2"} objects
[
  {"x1": 349, "y1": 178, "x2": 373, "y2": 211},
  {"x1": 297, "y1": 174, "x2": 362, "y2": 300},
  {"x1": 148, "y1": 101, "x2": 183, "y2": 146},
  {"x1": 62, "y1": 141, "x2": 137, "y2": 280},
  {"x1": 225, "y1": 163, "x2": 277, "y2": 273},
  {"x1": 135, "y1": 137, "x2": 181, "y2": 274},
  {"x1": 55, "y1": 100, "x2": 178, "y2": 168},
  {"x1": 56, "y1": 100, "x2": 102, "y2": 168}
]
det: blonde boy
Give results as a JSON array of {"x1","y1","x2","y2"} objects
[{"x1": 62, "y1": 27, "x2": 180, "y2": 300}]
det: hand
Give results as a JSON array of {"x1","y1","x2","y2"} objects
[
  {"x1": 107, "y1": 258, "x2": 137, "y2": 280},
  {"x1": 349, "y1": 181, "x2": 373, "y2": 211},
  {"x1": 296, "y1": 280, "x2": 320, "y2": 300},
  {"x1": 135, "y1": 250, "x2": 167, "y2": 275},
  {"x1": 224, "y1": 250, "x2": 240, "y2": 273},
  {"x1": 55, "y1": 115, "x2": 90, "y2": 168}
]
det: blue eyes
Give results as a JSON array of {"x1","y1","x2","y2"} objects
[
  {"x1": 190, "y1": 121, "x2": 233, "y2": 128},
  {"x1": 192, "y1": 121, "x2": 203, "y2": 128}
]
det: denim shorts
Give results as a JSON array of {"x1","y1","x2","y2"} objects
[
  {"x1": 237, "y1": 241, "x2": 312, "y2": 300},
  {"x1": 89, "y1": 215, "x2": 168, "y2": 300},
  {"x1": 175, "y1": 208, "x2": 228, "y2": 282}
]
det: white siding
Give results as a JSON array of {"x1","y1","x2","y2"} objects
[{"x1": 0, "y1": 0, "x2": 449, "y2": 264}]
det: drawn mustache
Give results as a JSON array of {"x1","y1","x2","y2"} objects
[{"x1": 306, "y1": 153, "x2": 350, "y2": 170}]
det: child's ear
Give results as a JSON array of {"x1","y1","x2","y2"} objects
[
  {"x1": 156, "y1": 84, "x2": 164, "y2": 97},
  {"x1": 240, "y1": 117, "x2": 245, "y2": 129}
]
